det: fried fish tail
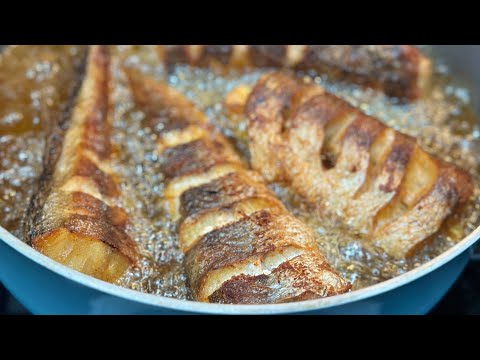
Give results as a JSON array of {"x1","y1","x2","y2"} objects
[
  {"x1": 157, "y1": 45, "x2": 431, "y2": 101},
  {"x1": 27, "y1": 45, "x2": 137, "y2": 282},
  {"x1": 238, "y1": 72, "x2": 473, "y2": 259},
  {"x1": 125, "y1": 68, "x2": 350, "y2": 304}
]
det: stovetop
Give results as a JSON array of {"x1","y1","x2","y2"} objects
[{"x1": 1, "y1": 257, "x2": 479, "y2": 315}]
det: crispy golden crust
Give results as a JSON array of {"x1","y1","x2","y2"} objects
[
  {"x1": 209, "y1": 253, "x2": 352, "y2": 304},
  {"x1": 27, "y1": 46, "x2": 137, "y2": 282},
  {"x1": 69, "y1": 192, "x2": 128, "y2": 230},
  {"x1": 157, "y1": 45, "x2": 431, "y2": 101},
  {"x1": 244, "y1": 72, "x2": 474, "y2": 259},
  {"x1": 345, "y1": 131, "x2": 416, "y2": 234},
  {"x1": 126, "y1": 69, "x2": 350, "y2": 303},
  {"x1": 35, "y1": 214, "x2": 136, "y2": 261},
  {"x1": 249, "y1": 45, "x2": 287, "y2": 67},
  {"x1": 223, "y1": 84, "x2": 252, "y2": 116},
  {"x1": 200, "y1": 45, "x2": 234, "y2": 66},
  {"x1": 76, "y1": 46, "x2": 112, "y2": 159},
  {"x1": 185, "y1": 211, "x2": 337, "y2": 301},
  {"x1": 374, "y1": 163, "x2": 474, "y2": 257},
  {"x1": 178, "y1": 197, "x2": 285, "y2": 253},
  {"x1": 245, "y1": 72, "x2": 299, "y2": 182},
  {"x1": 298, "y1": 45, "x2": 431, "y2": 101},
  {"x1": 72, "y1": 155, "x2": 119, "y2": 197},
  {"x1": 179, "y1": 171, "x2": 273, "y2": 218},
  {"x1": 160, "y1": 138, "x2": 241, "y2": 181}
]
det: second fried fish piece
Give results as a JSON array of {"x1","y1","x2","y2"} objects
[
  {"x1": 125, "y1": 68, "x2": 350, "y2": 304},
  {"x1": 228, "y1": 72, "x2": 473, "y2": 259}
]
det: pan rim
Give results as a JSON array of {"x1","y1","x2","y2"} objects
[{"x1": 1, "y1": 224, "x2": 479, "y2": 314}]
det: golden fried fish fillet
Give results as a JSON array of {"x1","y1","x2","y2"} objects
[
  {"x1": 125, "y1": 68, "x2": 350, "y2": 304},
  {"x1": 26, "y1": 46, "x2": 137, "y2": 282},
  {"x1": 157, "y1": 45, "x2": 431, "y2": 101},
  {"x1": 227, "y1": 72, "x2": 473, "y2": 259}
]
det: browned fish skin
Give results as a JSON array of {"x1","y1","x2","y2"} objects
[
  {"x1": 209, "y1": 254, "x2": 348, "y2": 304},
  {"x1": 249, "y1": 45, "x2": 287, "y2": 67},
  {"x1": 125, "y1": 68, "x2": 350, "y2": 304},
  {"x1": 243, "y1": 72, "x2": 474, "y2": 259},
  {"x1": 200, "y1": 45, "x2": 234, "y2": 66},
  {"x1": 157, "y1": 45, "x2": 431, "y2": 101},
  {"x1": 178, "y1": 172, "x2": 278, "y2": 219},
  {"x1": 297, "y1": 45, "x2": 430, "y2": 101},
  {"x1": 26, "y1": 46, "x2": 137, "y2": 282},
  {"x1": 160, "y1": 138, "x2": 239, "y2": 181}
]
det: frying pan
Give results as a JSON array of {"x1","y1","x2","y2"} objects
[{"x1": 0, "y1": 45, "x2": 478, "y2": 314}]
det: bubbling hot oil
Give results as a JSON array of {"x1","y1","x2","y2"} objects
[
  {"x1": 113, "y1": 45, "x2": 480, "y2": 293},
  {"x1": 0, "y1": 45, "x2": 478, "y2": 298},
  {"x1": 0, "y1": 45, "x2": 85, "y2": 236}
]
